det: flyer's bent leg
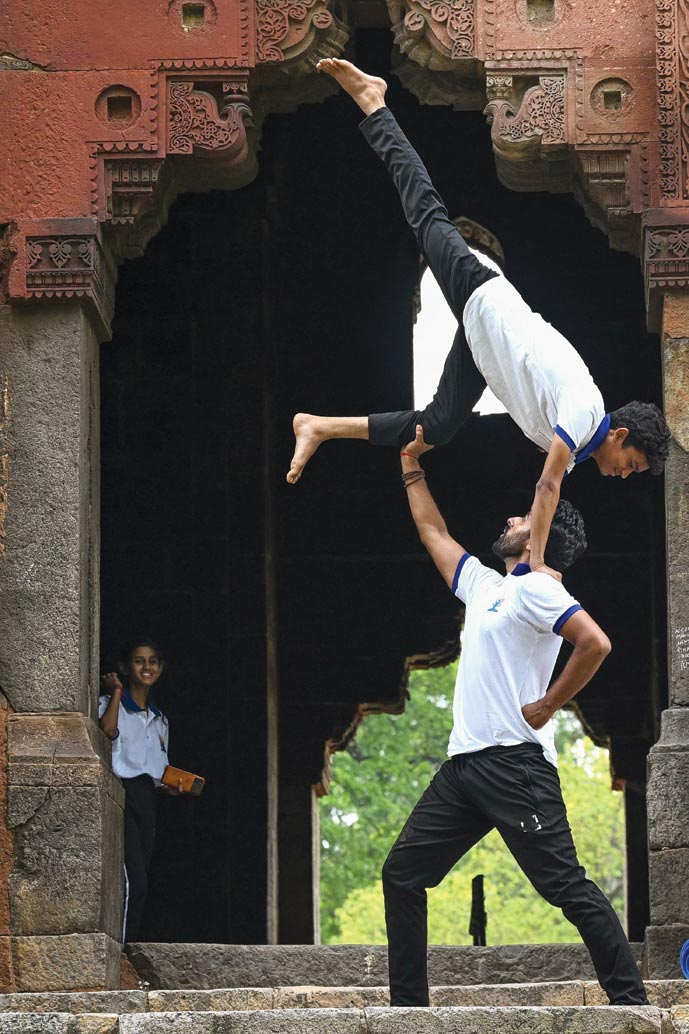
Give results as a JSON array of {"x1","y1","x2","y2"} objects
[
  {"x1": 369, "y1": 325, "x2": 487, "y2": 448},
  {"x1": 286, "y1": 414, "x2": 368, "y2": 484}
]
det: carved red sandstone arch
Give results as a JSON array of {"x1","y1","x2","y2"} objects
[
  {"x1": 386, "y1": 0, "x2": 689, "y2": 330},
  {"x1": 0, "y1": 0, "x2": 347, "y2": 339},
  {"x1": 2, "y1": 0, "x2": 689, "y2": 334}
]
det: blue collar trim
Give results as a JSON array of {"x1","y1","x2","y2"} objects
[
  {"x1": 510, "y1": 562, "x2": 531, "y2": 577},
  {"x1": 121, "y1": 691, "x2": 161, "y2": 718},
  {"x1": 575, "y1": 414, "x2": 611, "y2": 465}
]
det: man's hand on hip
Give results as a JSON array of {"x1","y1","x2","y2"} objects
[{"x1": 522, "y1": 698, "x2": 555, "y2": 730}]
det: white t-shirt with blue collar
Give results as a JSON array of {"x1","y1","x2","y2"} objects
[
  {"x1": 448, "y1": 555, "x2": 582, "y2": 767},
  {"x1": 98, "y1": 691, "x2": 170, "y2": 781},
  {"x1": 463, "y1": 250, "x2": 610, "y2": 474}
]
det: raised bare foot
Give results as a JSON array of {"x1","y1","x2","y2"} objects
[
  {"x1": 316, "y1": 58, "x2": 387, "y2": 116},
  {"x1": 286, "y1": 414, "x2": 326, "y2": 484}
]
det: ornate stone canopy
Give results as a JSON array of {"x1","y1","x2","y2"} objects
[{"x1": 2, "y1": 0, "x2": 689, "y2": 335}]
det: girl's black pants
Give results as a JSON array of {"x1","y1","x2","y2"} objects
[{"x1": 122, "y1": 774, "x2": 157, "y2": 942}]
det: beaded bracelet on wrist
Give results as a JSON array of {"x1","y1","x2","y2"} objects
[{"x1": 402, "y1": 469, "x2": 426, "y2": 488}]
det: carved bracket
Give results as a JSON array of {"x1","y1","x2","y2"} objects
[
  {"x1": 256, "y1": 0, "x2": 339, "y2": 65},
  {"x1": 5, "y1": 219, "x2": 116, "y2": 341},
  {"x1": 644, "y1": 211, "x2": 689, "y2": 332},
  {"x1": 387, "y1": 0, "x2": 476, "y2": 72},
  {"x1": 573, "y1": 149, "x2": 642, "y2": 256},
  {"x1": 168, "y1": 79, "x2": 252, "y2": 158},
  {"x1": 485, "y1": 73, "x2": 566, "y2": 161}
]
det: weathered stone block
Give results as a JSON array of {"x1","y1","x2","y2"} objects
[
  {"x1": 647, "y1": 751, "x2": 689, "y2": 849},
  {"x1": 0, "y1": 936, "x2": 15, "y2": 991},
  {"x1": 127, "y1": 944, "x2": 391, "y2": 989},
  {"x1": 119, "y1": 1010, "x2": 365, "y2": 1033},
  {"x1": 645, "y1": 925, "x2": 689, "y2": 979},
  {"x1": 127, "y1": 943, "x2": 627, "y2": 990},
  {"x1": 0, "y1": 1017, "x2": 72, "y2": 1034},
  {"x1": 72, "y1": 1017, "x2": 120, "y2": 1034},
  {"x1": 672, "y1": 1005, "x2": 689, "y2": 1034},
  {"x1": 9, "y1": 787, "x2": 103, "y2": 935},
  {"x1": 0, "y1": 991, "x2": 145, "y2": 1014},
  {"x1": 651, "y1": 709, "x2": 689, "y2": 750},
  {"x1": 584, "y1": 980, "x2": 689, "y2": 1006},
  {"x1": 6, "y1": 714, "x2": 123, "y2": 943},
  {"x1": 148, "y1": 989, "x2": 274, "y2": 1012},
  {"x1": 649, "y1": 849, "x2": 689, "y2": 924},
  {"x1": 364, "y1": 1005, "x2": 661, "y2": 1034},
  {"x1": 431, "y1": 981, "x2": 585, "y2": 1006},
  {"x1": 274, "y1": 986, "x2": 389, "y2": 1009},
  {"x1": 11, "y1": 934, "x2": 121, "y2": 993}
]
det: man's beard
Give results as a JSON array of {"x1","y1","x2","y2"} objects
[{"x1": 492, "y1": 527, "x2": 530, "y2": 561}]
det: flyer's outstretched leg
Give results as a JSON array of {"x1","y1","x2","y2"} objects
[
  {"x1": 287, "y1": 58, "x2": 495, "y2": 483},
  {"x1": 316, "y1": 58, "x2": 387, "y2": 116},
  {"x1": 287, "y1": 413, "x2": 368, "y2": 484}
]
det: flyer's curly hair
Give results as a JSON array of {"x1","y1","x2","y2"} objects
[
  {"x1": 609, "y1": 402, "x2": 670, "y2": 475},
  {"x1": 544, "y1": 499, "x2": 587, "y2": 572}
]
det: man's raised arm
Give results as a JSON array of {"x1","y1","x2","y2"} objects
[{"x1": 401, "y1": 425, "x2": 465, "y2": 589}]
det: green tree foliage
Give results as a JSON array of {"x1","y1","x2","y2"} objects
[{"x1": 320, "y1": 664, "x2": 625, "y2": 944}]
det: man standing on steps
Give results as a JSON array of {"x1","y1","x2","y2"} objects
[
  {"x1": 379, "y1": 425, "x2": 649, "y2": 1007},
  {"x1": 286, "y1": 58, "x2": 670, "y2": 581}
]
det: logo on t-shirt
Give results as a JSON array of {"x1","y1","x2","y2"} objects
[{"x1": 487, "y1": 595, "x2": 505, "y2": 613}]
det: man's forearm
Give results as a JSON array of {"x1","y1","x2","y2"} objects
[
  {"x1": 541, "y1": 639, "x2": 609, "y2": 718},
  {"x1": 401, "y1": 456, "x2": 448, "y2": 543},
  {"x1": 528, "y1": 478, "x2": 560, "y2": 570}
]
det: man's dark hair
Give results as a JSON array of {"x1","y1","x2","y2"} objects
[
  {"x1": 609, "y1": 402, "x2": 670, "y2": 475},
  {"x1": 544, "y1": 499, "x2": 587, "y2": 572}
]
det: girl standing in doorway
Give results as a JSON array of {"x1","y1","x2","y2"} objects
[{"x1": 99, "y1": 639, "x2": 172, "y2": 943}]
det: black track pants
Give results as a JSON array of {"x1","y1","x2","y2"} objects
[
  {"x1": 382, "y1": 744, "x2": 648, "y2": 1007},
  {"x1": 123, "y1": 774, "x2": 157, "y2": 942},
  {"x1": 359, "y1": 106, "x2": 499, "y2": 448}
]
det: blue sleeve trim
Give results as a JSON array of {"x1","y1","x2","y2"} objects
[
  {"x1": 553, "y1": 604, "x2": 583, "y2": 635},
  {"x1": 110, "y1": 729, "x2": 120, "y2": 742},
  {"x1": 555, "y1": 425, "x2": 577, "y2": 453},
  {"x1": 452, "y1": 553, "x2": 471, "y2": 595}
]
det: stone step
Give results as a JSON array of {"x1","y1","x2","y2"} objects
[
  {"x1": 0, "y1": 1006, "x2": 672, "y2": 1034},
  {"x1": 127, "y1": 942, "x2": 644, "y2": 989},
  {"x1": 0, "y1": 981, "x2": 686, "y2": 1015}
]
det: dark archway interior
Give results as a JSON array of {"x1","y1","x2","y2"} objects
[{"x1": 100, "y1": 30, "x2": 665, "y2": 944}]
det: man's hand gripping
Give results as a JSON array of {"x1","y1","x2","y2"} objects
[{"x1": 402, "y1": 424, "x2": 434, "y2": 461}]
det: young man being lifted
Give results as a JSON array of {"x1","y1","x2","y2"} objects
[{"x1": 287, "y1": 59, "x2": 670, "y2": 579}]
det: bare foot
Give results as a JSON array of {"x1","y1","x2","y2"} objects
[
  {"x1": 287, "y1": 414, "x2": 326, "y2": 484},
  {"x1": 316, "y1": 58, "x2": 387, "y2": 116}
]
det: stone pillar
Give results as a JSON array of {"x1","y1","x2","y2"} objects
[
  {"x1": 645, "y1": 291, "x2": 689, "y2": 977},
  {"x1": 278, "y1": 784, "x2": 320, "y2": 944},
  {"x1": 0, "y1": 304, "x2": 123, "y2": 991},
  {"x1": 623, "y1": 784, "x2": 649, "y2": 943}
]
